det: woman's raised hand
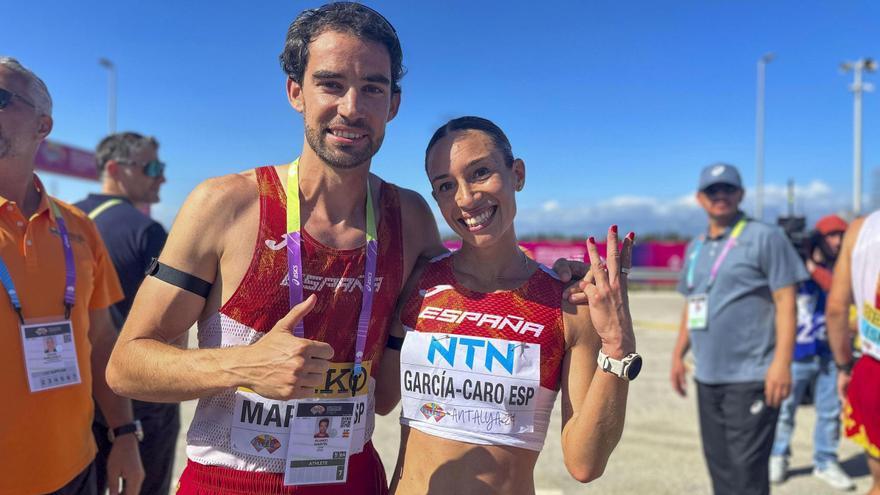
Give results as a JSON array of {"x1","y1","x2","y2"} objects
[{"x1": 579, "y1": 225, "x2": 636, "y2": 358}]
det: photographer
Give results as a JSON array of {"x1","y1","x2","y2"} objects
[{"x1": 769, "y1": 214, "x2": 854, "y2": 490}]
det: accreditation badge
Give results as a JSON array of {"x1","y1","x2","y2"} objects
[
  {"x1": 687, "y1": 294, "x2": 709, "y2": 331},
  {"x1": 19, "y1": 318, "x2": 82, "y2": 392},
  {"x1": 229, "y1": 361, "x2": 372, "y2": 485},
  {"x1": 282, "y1": 400, "x2": 358, "y2": 486}
]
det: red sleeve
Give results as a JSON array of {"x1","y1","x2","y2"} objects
[{"x1": 811, "y1": 265, "x2": 833, "y2": 292}]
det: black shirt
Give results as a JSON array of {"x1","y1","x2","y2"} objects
[{"x1": 75, "y1": 194, "x2": 167, "y2": 330}]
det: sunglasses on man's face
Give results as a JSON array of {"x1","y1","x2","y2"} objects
[
  {"x1": 0, "y1": 87, "x2": 37, "y2": 110},
  {"x1": 703, "y1": 183, "x2": 740, "y2": 196},
  {"x1": 119, "y1": 159, "x2": 166, "y2": 178}
]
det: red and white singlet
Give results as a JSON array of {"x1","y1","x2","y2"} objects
[
  {"x1": 180, "y1": 166, "x2": 403, "y2": 494},
  {"x1": 397, "y1": 253, "x2": 566, "y2": 452}
]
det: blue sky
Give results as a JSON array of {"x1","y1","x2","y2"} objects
[{"x1": 4, "y1": 1, "x2": 879, "y2": 236}]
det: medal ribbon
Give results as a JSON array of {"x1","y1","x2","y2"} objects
[{"x1": 285, "y1": 158, "x2": 378, "y2": 385}]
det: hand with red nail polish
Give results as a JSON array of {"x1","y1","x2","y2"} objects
[{"x1": 571, "y1": 225, "x2": 637, "y2": 359}]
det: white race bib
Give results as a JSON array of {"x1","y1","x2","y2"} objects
[
  {"x1": 687, "y1": 294, "x2": 709, "y2": 331},
  {"x1": 229, "y1": 361, "x2": 372, "y2": 485},
  {"x1": 400, "y1": 332, "x2": 541, "y2": 435},
  {"x1": 20, "y1": 319, "x2": 81, "y2": 392}
]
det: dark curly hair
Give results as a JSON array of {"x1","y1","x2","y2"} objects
[{"x1": 280, "y1": 2, "x2": 404, "y2": 93}]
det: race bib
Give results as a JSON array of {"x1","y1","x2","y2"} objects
[
  {"x1": 860, "y1": 303, "x2": 880, "y2": 359},
  {"x1": 687, "y1": 294, "x2": 708, "y2": 331},
  {"x1": 19, "y1": 319, "x2": 81, "y2": 392},
  {"x1": 229, "y1": 361, "x2": 371, "y2": 485},
  {"x1": 400, "y1": 332, "x2": 540, "y2": 435}
]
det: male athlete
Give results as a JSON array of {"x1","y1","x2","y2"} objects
[{"x1": 108, "y1": 3, "x2": 474, "y2": 493}]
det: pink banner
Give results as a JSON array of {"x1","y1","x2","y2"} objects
[
  {"x1": 442, "y1": 240, "x2": 686, "y2": 269},
  {"x1": 34, "y1": 140, "x2": 98, "y2": 181}
]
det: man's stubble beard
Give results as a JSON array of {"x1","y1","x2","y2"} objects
[{"x1": 304, "y1": 121, "x2": 384, "y2": 171}]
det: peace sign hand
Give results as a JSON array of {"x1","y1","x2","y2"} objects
[{"x1": 578, "y1": 225, "x2": 636, "y2": 358}]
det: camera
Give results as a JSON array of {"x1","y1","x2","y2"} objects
[{"x1": 777, "y1": 215, "x2": 816, "y2": 261}]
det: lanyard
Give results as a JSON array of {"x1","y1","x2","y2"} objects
[
  {"x1": 0, "y1": 200, "x2": 76, "y2": 323},
  {"x1": 286, "y1": 158, "x2": 378, "y2": 387},
  {"x1": 686, "y1": 218, "x2": 747, "y2": 291},
  {"x1": 87, "y1": 198, "x2": 124, "y2": 220}
]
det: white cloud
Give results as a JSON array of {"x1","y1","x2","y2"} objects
[{"x1": 541, "y1": 200, "x2": 560, "y2": 212}]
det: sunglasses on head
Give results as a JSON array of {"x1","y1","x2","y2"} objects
[
  {"x1": 703, "y1": 183, "x2": 739, "y2": 196},
  {"x1": 0, "y1": 87, "x2": 36, "y2": 110},
  {"x1": 119, "y1": 159, "x2": 166, "y2": 178}
]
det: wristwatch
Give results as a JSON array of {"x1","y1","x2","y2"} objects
[
  {"x1": 597, "y1": 350, "x2": 643, "y2": 381},
  {"x1": 108, "y1": 420, "x2": 144, "y2": 443},
  {"x1": 836, "y1": 360, "x2": 855, "y2": 375}
]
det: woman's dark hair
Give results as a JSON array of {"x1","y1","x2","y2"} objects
[
  {"x1": 280, "y1": 2, "x2": 405, "y2": 93},
  {"x1": 425, "y1": 116, "x2": 514, "y2": 169}
]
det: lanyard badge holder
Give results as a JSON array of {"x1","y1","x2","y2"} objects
[
  {"x1": 685, "y1": 219, "x2": 747, "y2": 331},
  {"x1": 0, "y1": 200, "x2": 81, "y2": 392},
  {"x1": 283, "y1": 158, "x2": 378, "y2": 485}
]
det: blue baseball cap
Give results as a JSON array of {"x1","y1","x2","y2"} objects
[{"x1": 698, "y1": 163, "x2": 742, "y2": 191}]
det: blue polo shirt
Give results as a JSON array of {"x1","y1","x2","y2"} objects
[
  {"x1": 677, "y1": 214, "x2": 808, "y2": 384},
  {"x1": 75, "y1": 194, "x2": 167, "y2": 330}
]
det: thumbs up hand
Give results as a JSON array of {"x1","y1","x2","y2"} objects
[{"x1": 242, "y1": 295, "x2": 335, "y2": 400}]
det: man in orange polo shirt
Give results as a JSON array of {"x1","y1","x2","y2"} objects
[{"x1": 0, "y1": 57, "x2": 144, "y2": 495}]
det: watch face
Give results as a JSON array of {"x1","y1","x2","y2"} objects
[{"x1": 626, "y1": 355, "x2": 643, "y2": 380}]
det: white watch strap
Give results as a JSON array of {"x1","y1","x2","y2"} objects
[{"x1": 597, "y1": 349, "x2": 625, "y2": 377}]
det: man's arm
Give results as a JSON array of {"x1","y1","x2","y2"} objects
[
  {"x1": 398, "y1": 188, "x2": 446, "y2": 266},
  {"x1": 374, "y1": 260, "x2": 429, "y2": 416},
  {"x1": 826, "y1": 218, "x2": 863, "y2": 400},
  {"x1": 90, "y1": 307, "x2": 144, "y2": 495},
  {"x1": 372, "y1": 190, "x2": 443, "y2": 414},
  {"x1": 765, "y1": 285, "x2": 795, "y2": 407},
  {"x1": 107, "y1": 176, "x2": 333, "y2": 402},
  {"x1": 670, "y1": 304, "x2": 690, "y2": 396}
]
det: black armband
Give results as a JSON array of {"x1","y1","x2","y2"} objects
[
  {"x1": 386, "y1": 334, "x2": 405, "y2": 351},
  {"x1": 146, "y1": 258, "x2": 213, "y2": 298}
]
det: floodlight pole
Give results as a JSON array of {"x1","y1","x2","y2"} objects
[
  {"x1": 755, "y1": 53, "x2": 774, "y2": 221},
  {"x1": 98, "y1": 58, "x2": 117, "y2": 134},
  {"x1": 842, "y1": 58, "x2": 876, "y2": 216}
]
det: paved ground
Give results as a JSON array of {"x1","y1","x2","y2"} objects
[{"x1": 169, "y1": 291, "x2": 873, "y2": 494}]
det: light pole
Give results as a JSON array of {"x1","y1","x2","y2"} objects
[
  {"x1": 98, "y1": 58, "x2": 117, "y2": 134},
  {"x1": 841, "y1": 58, "x2": 876, "y2": 216},
  {"x1": 754, "y1": 53, "x2": 774, "y2": 221}
]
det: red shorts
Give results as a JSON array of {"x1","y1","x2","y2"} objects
[
  {"x1": 175, "y1": 441, "x2": 388, "y2": 495},
  {"x1": 843, "y1": 355, "x2": 880, "y2": 459}
]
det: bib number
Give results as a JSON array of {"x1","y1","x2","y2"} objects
[{"x1": 399, "y1": 332, "x2": 541, "y2": 435}]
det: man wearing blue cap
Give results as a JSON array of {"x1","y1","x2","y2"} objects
[{"x1": 670, "y1": 163, "x2": 807, "y2": 495}]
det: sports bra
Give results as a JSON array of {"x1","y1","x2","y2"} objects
[{"x1": 397, "y1": 253, "x2": 566, "y2": 451}]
